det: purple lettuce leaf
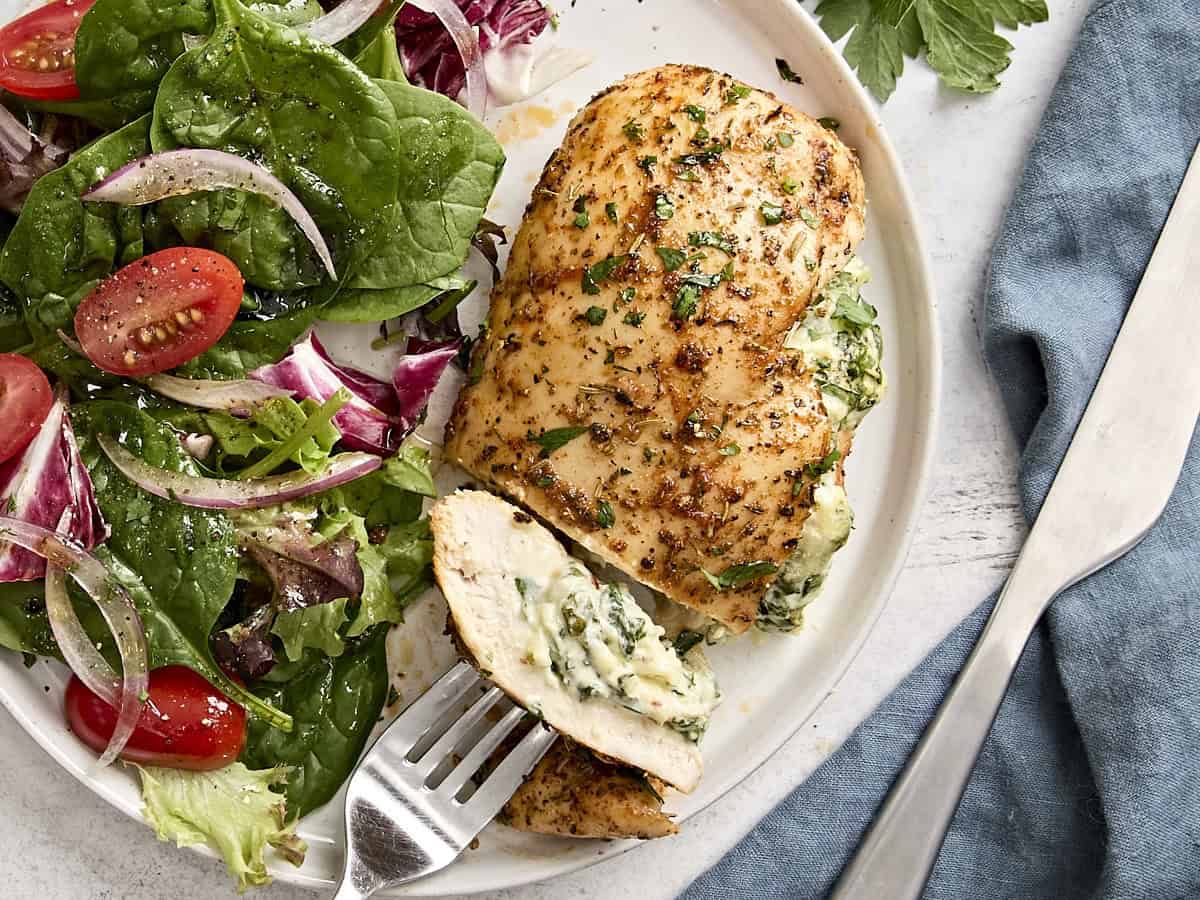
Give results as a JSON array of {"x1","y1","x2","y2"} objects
[
  {"x1": 249, "y1": 333, "x2": 458, "y2": 456},
  {"x1": 393, "y1": 338, "x2": 461, "y2": 429},
  {"x1": 395, "y1": 0, "x2": 551, "y2": 100},
  {"x1": 0, "y1": 387, "x2": 108, "y2": 582}
]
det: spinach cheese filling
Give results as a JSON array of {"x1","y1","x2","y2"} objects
[
  {"x1": 516, "y1": 564, "x2": 721, "y2": 742},
  {"x1": 759, "y1": 258, "x2": 884, "y2": 633}
]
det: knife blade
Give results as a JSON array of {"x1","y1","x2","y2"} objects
[{"x1": 831, "y1": 138, "x2": 1200, "y2": 900}]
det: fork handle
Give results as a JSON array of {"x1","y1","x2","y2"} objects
[{"x1": 829, "y1": 552, "x2": 1065, "y2": 900}]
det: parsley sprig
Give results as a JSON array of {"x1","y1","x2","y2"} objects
[{"x1": 813, "y1": 0, "x2": 1048, "y2": 102}]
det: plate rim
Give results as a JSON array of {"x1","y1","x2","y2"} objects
[{"x1": 0, "y1": 0, "x2": 943, "y2": 894}]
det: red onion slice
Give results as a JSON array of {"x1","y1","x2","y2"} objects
[
  {"x1": 303, "y1": 0, "x2": 380, "y2": 44},
  {"x1": 409, "y1": 0, "x2": 488, "y2": 119},
  {"x1": 82, "y1": 149, "x2": 338, "y2": 281},
  {"x1": 98, "y1": 436, "x2": 380, "y2": 509},
  {"x1": 0, "y1": 517, "x2": 149, "y2": 769},
  {"x1": 144, "y1": 373, "x2": 294, "y2": 415}
]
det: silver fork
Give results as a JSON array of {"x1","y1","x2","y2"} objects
[{"x1": 333, "y1": 661, "x2": 558, "y2": 899}]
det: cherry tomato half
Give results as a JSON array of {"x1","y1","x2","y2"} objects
[
  {"x1": 0, "y1": 0, "x2": 95, "y2": 101},
  {"x1": 65, "y1": 665, "x2": 247, "y2": 771},
  {"x1": 74, "y1": 248, "x2": 244, "y2": 377},
  {"x1": 0, "y1": 353, "x2": 53, "y2": 465}
]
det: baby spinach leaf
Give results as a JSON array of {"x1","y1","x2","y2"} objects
[
  {"x1": 0, "y1": 583, "x2": 59, "y2": 659},
  {"x1": 74, "y1": 0, "x2": 214, "y2": 126},
  {"x1": 338, "y1": 0, "x2": 408, "y2": 73},
  {"x1": 72, "y1": 0, "x2": 328, "y2": 126},
  {"x1": 150, "y1": 0, "x2": 402, "y2": 291},
  {"x1": 0, "y1": 117, "x2": 149, "y2": 338},
  {"x1": 347, "y1": 518, "x2": 433, "y2": 636},
  {"x1": 321, "y1": 276, "x2": 466, "y2": 323},
  {"x1": 72, "y1": 400, "x2": 291, "y2": 730},
  {"x1": 0, "y1": 291, "x2": 30, "y2": 353},
  {"x1": 175, "y1": 308, "x2": 316, "y2": 379},
  {"x1": 345, "y1": 79, "x2": 504, "y2": 292},
  {"x1": 242, "y1": 626, "x2": 389, "y2": 816}
]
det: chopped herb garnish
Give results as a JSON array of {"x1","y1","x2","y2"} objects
[
  {"x1": 623, "y1": 310, "x2": 646, "y2": 327},
  {"x1": 604, "y1": 348, "x2": 615, "y2": 364},
  {"x1": 703, "y1": 561, "x2": 780, "y2": 590},
  {"x1": 800, "y1": 208, "x2": 821, "y2": 228},
  {"x1": 674, "y1": 144, "x2": 725, "y2": 166},
  {"x1": 583, "y1": 306, "x2": 608, "y2": 326},
  {"x1": 777, "y1": 132, "x2": 795, "y2": 148},
  {"x1": 719, "y1": 442, "x2": 740, "y2": 456},
  {"x1": 535, "y1": 475, "x2": 555, "y2": 488},
  {"x1": 527, "y1": 426, "x2": 589, "y2": 458},
  {"x1": 680, "y1": 271, "x2": 723, "y2": 290},
  {"x1": 596, "y1": 500, "x2": 615, "y2": 529},
  {"x1": 776, "y1": 58, "x2": 803, "y2": 83},
  {"x1": 622, "y1": 119, "x2": 646, "y2": 142},
  {"x1": 654, "y1": 192, "x2": 675, "y2": 220},
  {"x1": 760, "y1": 202, "x2": 785, "y2": 225},
  {"x1": 582, "y1": 255, "x2": 627, "y2": 294},
  {"x1": 605, "y1": 201, "x2": 619, "y2": 223},
  {"x1": 689, "y1": 231, "x2": 736, "y2": 254},
  {"x1": 672, "y1": 284, "x2": 700, "y2": 320},
  {"x1": 724, "y1": 83, "x2": 751, "y2": 104},
  {"x1": 619, "y1": 287, "x2": 637, "y2": 304},
  {"x1": 804, "y1": 448, "x2": 842, "y2": 478},
  {"x1": 677, "y1": 168, "x2": 701, "y2": 183},
  {"x1": 572, "y1": 195, "x2": 590, "y2": 229},
  {"x1": 692, "y1": 126, "x2": 711, "y2": 145},
  {"x1": 683, "y1": 104, "x2": 706, "y2": 123},
  {"x1": 781, "y1": 177, "x2": 800, "y2": 195},
  {"x1": 656, "y1": 246, "x2": 687, "y2": 271},
  {"x1": 817, "y1": 116, "x2": 841, "y2": 131},
  {"x1": 637, "y1": 155, "x2": 657, "y2": 174},
  {"x1": 722, "y1": 260, "x2": 735, "y2": 282}
]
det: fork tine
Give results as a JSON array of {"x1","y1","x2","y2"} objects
[
  {"x1": 411, "y1": 685, "x2": 505, "y2": 779},
  {"x1": 387, "y1": 661, "x2": 481, "y2": 756},
  {"x1": 461, "y1": 723, "x2": 558, "y2": 819},
  {"x1": 435, "y1": 704, "x2": 528, "y2": 800}
]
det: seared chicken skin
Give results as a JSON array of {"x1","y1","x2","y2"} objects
[
  {"x1": 446, "y1": 64, "x2": 867, "y2": 633},
  {"x1": 502, "y1": 740, "x2": 677, "y2": 840}
]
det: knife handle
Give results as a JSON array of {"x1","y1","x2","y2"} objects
[{"x1": 829, "y1": 545, "x2": 1068, "y2": 900}]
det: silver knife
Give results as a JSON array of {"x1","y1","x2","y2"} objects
[{"x1": 831, "y1": 139, "x2": 1200, "y2": 900}]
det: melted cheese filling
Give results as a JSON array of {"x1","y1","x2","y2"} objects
[{"x1": 518, "y1": 564, "x2": 720, "y2": 741}]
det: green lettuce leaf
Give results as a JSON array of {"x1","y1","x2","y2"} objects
[
  {"x1": 138, "y1": 763, "x2": 305, "y2": 892},
  {"x1": 184, "y1": 396, "x2": 342, "y2": 476},
  {"x1": 272, "y1": 597, "x2": 349, "y2": 661}
]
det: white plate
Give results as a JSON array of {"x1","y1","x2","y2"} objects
[{"x1": 0, "y1": 0, "x2": 940, "y2": 894}]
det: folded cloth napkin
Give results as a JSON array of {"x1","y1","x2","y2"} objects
[{"x1": 682, "y1": 2, "x2": 1200, "y2": 897}]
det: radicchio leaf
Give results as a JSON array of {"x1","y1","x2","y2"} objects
[
  {"x1": 249, "y1": 333, "x2": 458, "y2": 455},
  {"x1": 0, "y1": 387, "x2": 107, "y2": 582},
  {"x1": 396, "y1": 0, "x2": 552, "y2": 101},
  {"x1": 0, "y1": 107, "x2": 73, "y2": 214}
]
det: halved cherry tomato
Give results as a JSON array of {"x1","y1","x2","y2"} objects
[
  {"x1": 0, "y1": 353, "x2": 53, "y2": 465},
  {"x1": 0, "y1": 0, "x2": 95, "y2": 101},
  {"x1": 74, "y1": 248, "x2": 244, "y2": 377},
  {"x1": 65, "y1": 666, "x2": 247, "y2": 771}
]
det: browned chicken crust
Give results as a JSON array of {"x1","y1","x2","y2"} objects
[
  {"x1": 446, "y1": 64, "x2": 867, "y2": 633},
  {"x1": 502, "y1": 740, "x2": 677, "y2": 839}
]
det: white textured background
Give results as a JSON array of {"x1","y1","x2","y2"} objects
[{"x1": 0, "y1": 2, "x2": 1092, "y2": 897}]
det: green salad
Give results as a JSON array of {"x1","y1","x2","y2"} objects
[{"x1": 0, "y1": 0, "x2": 577, "y2": 889}]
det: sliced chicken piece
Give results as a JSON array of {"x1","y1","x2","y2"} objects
[
  {"x1": 502, "y1": 739, "x2": 677, "y2": 840},
  {"x1": 431, "y1": 490, "x2": 716, "y2": 792},
  {"x1": 445, "y1": 64, "x2": 867, "y2": 634}
]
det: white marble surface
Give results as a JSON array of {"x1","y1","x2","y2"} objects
[{"x1": 0, "y1": 2, "x2": 1095, "y2": 897}]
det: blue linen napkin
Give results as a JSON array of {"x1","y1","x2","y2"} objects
[{"x1": 682, "y1": 2, "x2": 1200, "y2": 897}]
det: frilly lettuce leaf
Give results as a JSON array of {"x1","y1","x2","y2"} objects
[{"x1": 137, "y1": 762, "x2": 306, "y2": 892}]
